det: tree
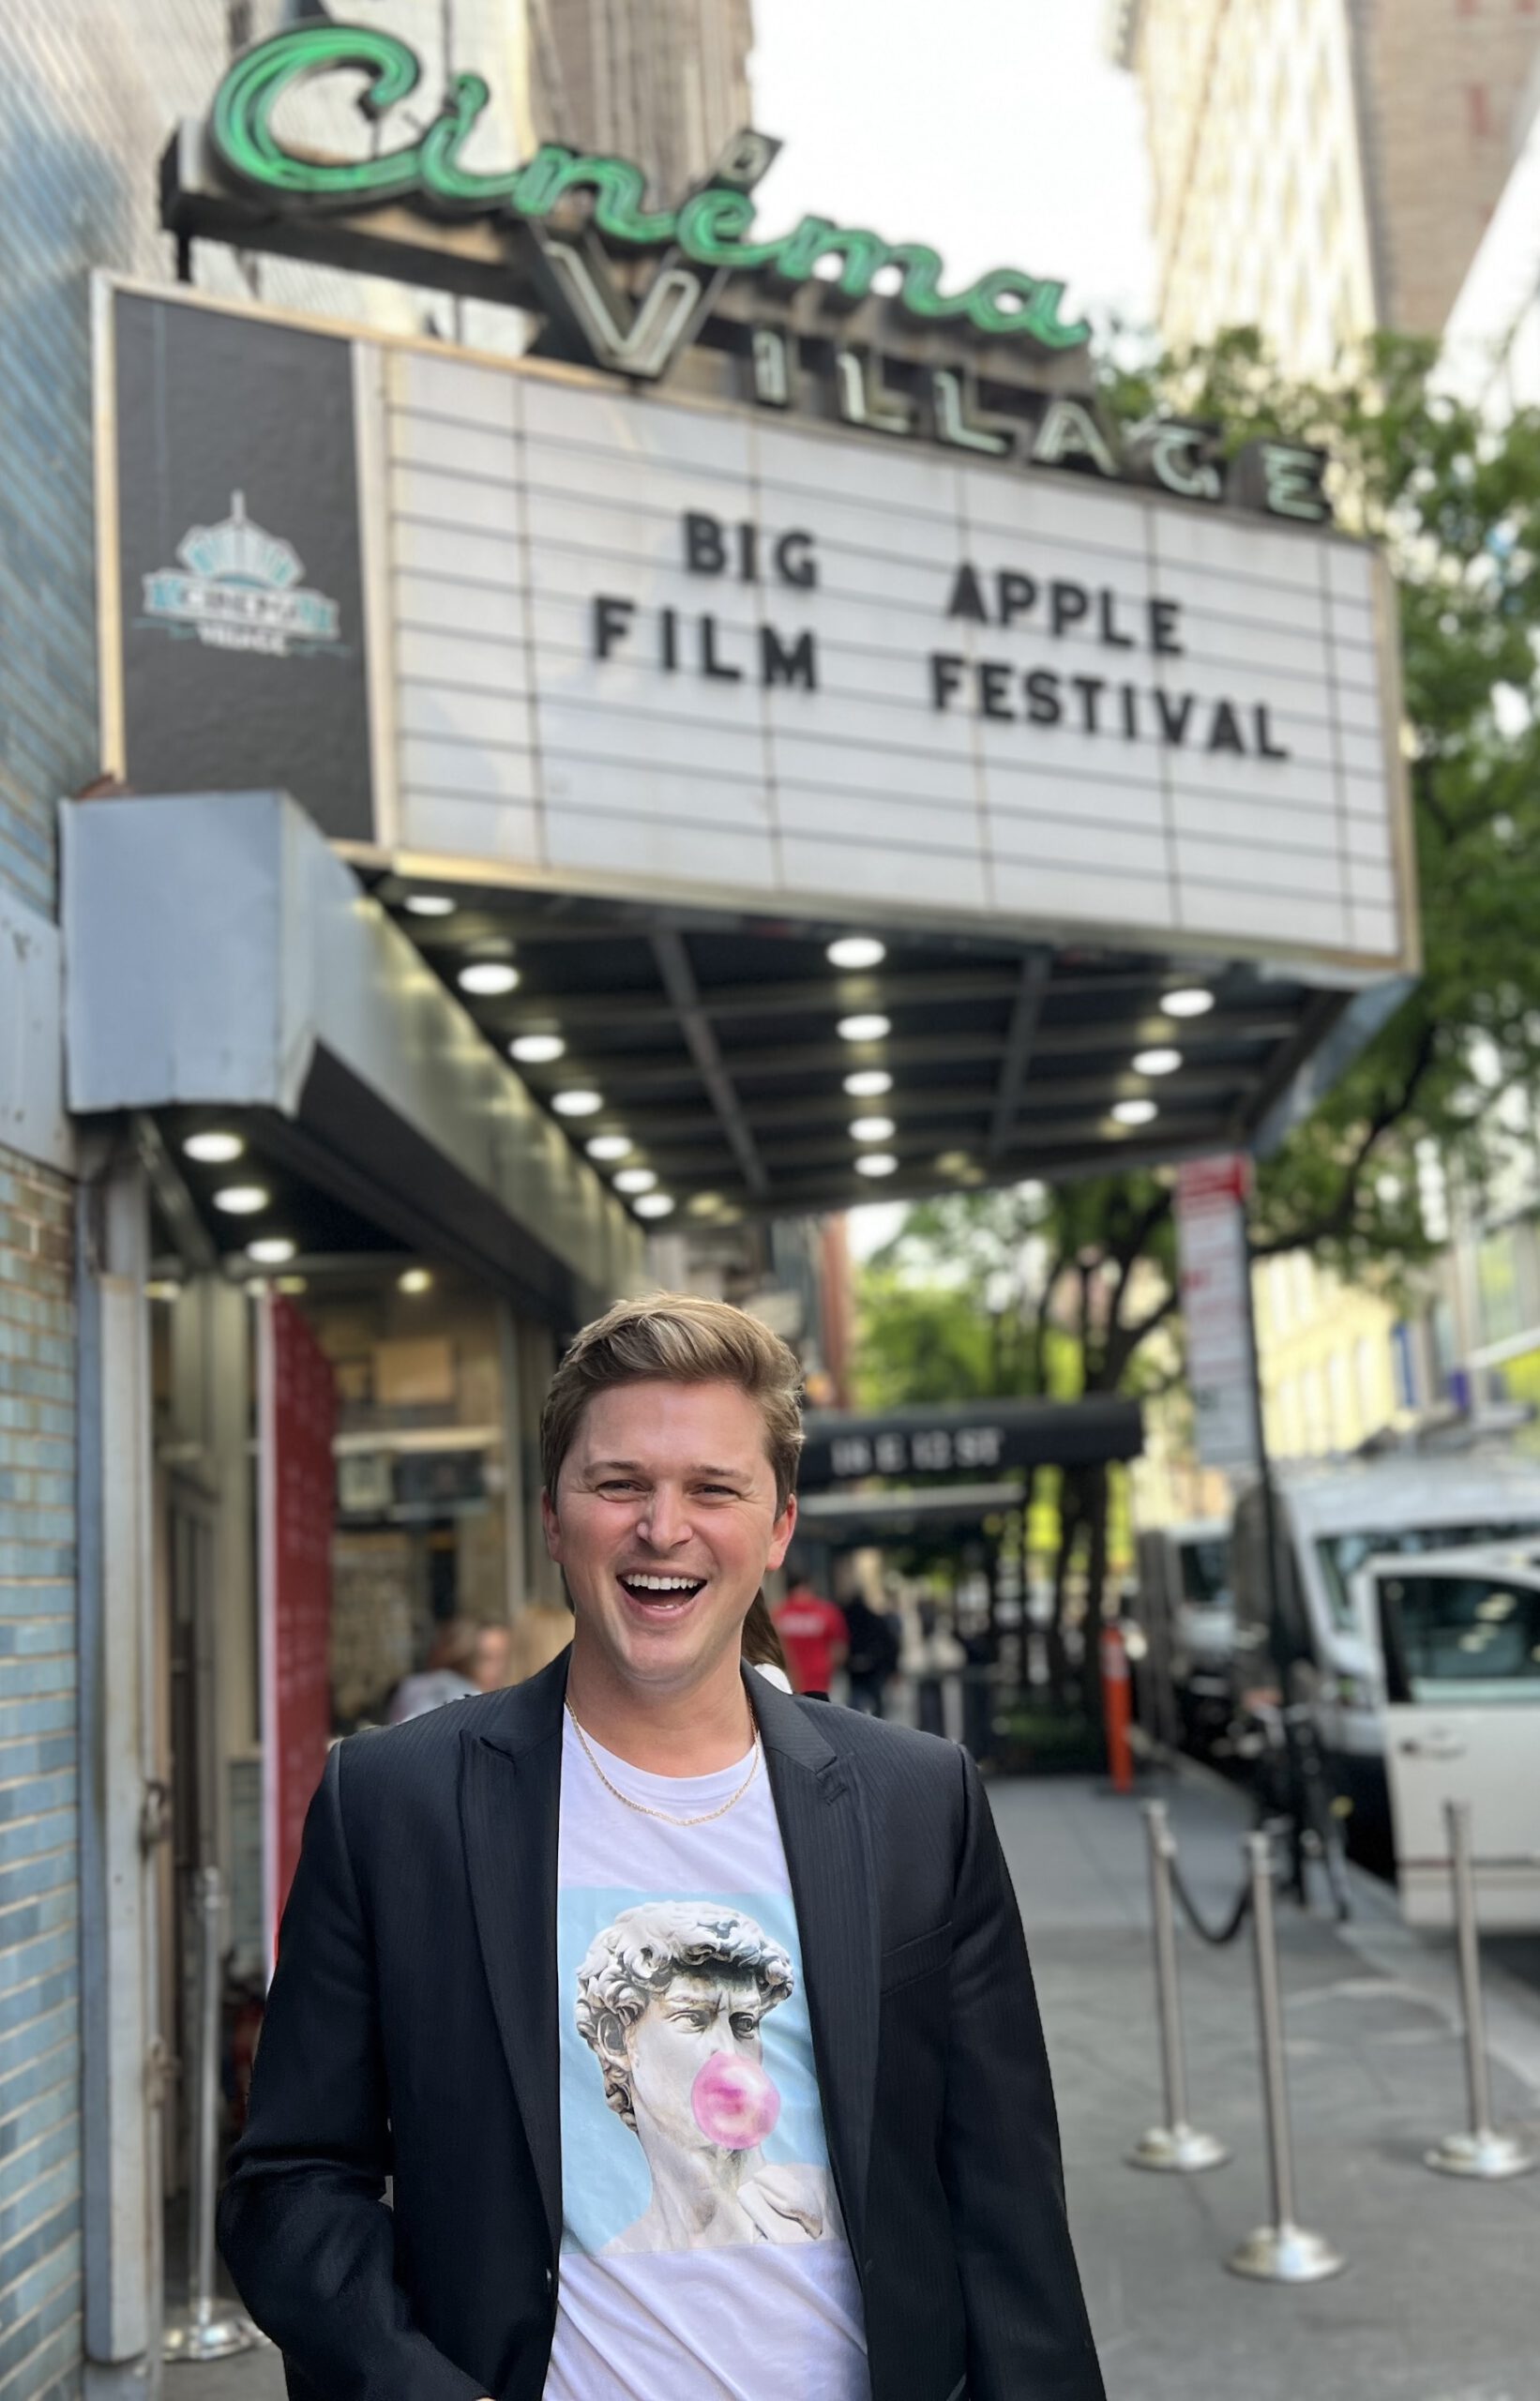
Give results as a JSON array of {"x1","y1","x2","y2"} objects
[{"x1": 858, "y1": 330, "x2": 1540, "y2": 1699}]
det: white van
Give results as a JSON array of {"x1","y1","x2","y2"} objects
[
  {"x1": 1355, "y1": 1542, "x2": 1540, "y2": 1930},
  {"x1": 1132, "y1": 1519, "x2": 1234, "y2": 1744},
  {"x1": 1230, "y1": 1448, "x2": 1540, "y2": 1841}
]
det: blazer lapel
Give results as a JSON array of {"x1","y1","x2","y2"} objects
[
  {"x1": 459, "y1": 1653, "x2": 570, "y2": 2263},
  {"x1": 749, "y1": 1673, "x2": 880, "y2": 2270}
]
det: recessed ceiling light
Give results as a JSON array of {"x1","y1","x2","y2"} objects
[
  {"x1": 146, "y1": 1280, "x2": 181, "y2": 1303},
  {"x1": 213, "y1": 1185, "x2": 269, "y2": 1216},
  {"x1": 458, "y1": 961, "x2": 520, "y2": 996},
  {"x1": 248, "y1": 1236, "x2": 296, "y2": 1265},
  {"x1": 276, "y1": 1276, "x2": 309, "y2": 1295},
  {"x1": 634, "y1": 1193, "x2": 676, "y2": 1218},
  {"x1": 855, "y1": 1154, "x2": 899, "y2": 1178},
  {"x1": 844, "y1": 1069, "x2": 894, "y2": 1098},
  {"x1": 826, "y1": 935, "x2": 886, "y2": 971},
  {"x1": 509, "y1": 1034, "x2": 566, "y2": 1065},
  {"x1": 552, "y1": 1089, "x2": 603, "y2": 1117},
  {"x1": 183, "y1": 1130, "x2": 245, "y2": 1166},
  {"x1": 613, "y1": 1168, "x2": 657, "y2": 1195},
  {"x1": 1132, "y1": 1047, "x2": 1183, "y2": 1077},
  {"x1": 1112, "y1": 1098, "x2": 1159, "y2": 1127},
  {"x1": 851, "y1": 1115, "x2": 897, "y2": 1143},
  {"x1": 398, "y1": 1268, "x2": 433, "y2": 1294},
  {"x1": 586, "y1": 1134, "x2": 632, "y2": 1162},
  {"x1": 687, "y1": 1193, "x2": 724, "y2": 1216},
  {"x1": 403, "y1": 894, "x2": 456, "y2": 917},
  {"x1": 935, "y1": 1151, "x2": 974, "y2": 1176},
  {"x1": 1163, "y1": 987, "x2": 1215, "y2": 1019},
  {"x1": 838, "y1": 1013, "x2": 891, "y2": 1043}
]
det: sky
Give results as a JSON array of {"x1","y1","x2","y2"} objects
[
  {"x1": 750, "y1": 1, "x2": 1156, "y2": 1259},
  {"x1": 749, "y1": 0, "x2": 1157, "y2": 336}
]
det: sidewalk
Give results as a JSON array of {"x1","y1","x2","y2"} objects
[
  {"x1": 181, "y1": 1766, "x2": 1539, "y2": 2401},
  {"x1": 1000, "y1": 1767, "x2": 1540, "y2": 2401}
]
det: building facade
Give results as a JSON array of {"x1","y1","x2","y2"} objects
[
  {"x1": 533, "y1": 0, "x2": 754, "y2": 197},
  {"x1": 1110, "y1": 0, "x2": 1540, "y2": 370}
]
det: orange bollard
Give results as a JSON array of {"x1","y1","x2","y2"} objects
[{"x1": 1101, "y1": 1623, "x2": 1135, "y2": 1795}]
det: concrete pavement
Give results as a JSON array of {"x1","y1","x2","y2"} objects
[
  {"x1": 1004, "y1": 1768, "x2": 1540, "y2": 2401},
  {"x1": 184, "y1": 1762, "x2": 1540, "y2": 2401}
]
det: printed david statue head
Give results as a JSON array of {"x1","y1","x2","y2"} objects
[{"x1": 575, "y1": 1900, "x2": 838, "y2": 2253}]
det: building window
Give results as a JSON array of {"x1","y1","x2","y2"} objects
[{"x1": 1469, "y1": 84, "x2": 1492, "y2": 137}]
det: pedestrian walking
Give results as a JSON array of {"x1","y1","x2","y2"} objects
[
  {"x1": 842, "y1": 1592, "x2": 901, "y2": 1716},
  {"x1": 386, "y1": 1615, "x2": 479, "y2": 1722},
  {"x1": 771, "y1": 1565, "x2": 849, "y2": 1695},
  {"x1": 219, "y1": 1293, "x2": 1105, "y2": 2401}
]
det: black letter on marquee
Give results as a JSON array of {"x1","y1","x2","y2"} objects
[
  {"x1": 594, "y1": 596, "x2": 636, "y2": 659},
  {"x1": 1207, "y1": 701, "x2": 1246, "y2": 754},
  {"x1": 699, "y1": 617, "x2": 744, "y2": 682},
  {"x1": 930, "y1": 653, "x2": 967, "y2": 713},
  {"x1": 1071, "y1": 675, "x2": 1107, "y2": 733},
  {"x1": 1255, "y1": 705, "x2": 1291, "y2": 760},
  {"x1": 776, "y1": 530, "x2": 819, "y2": 589},
  {"x1": 1098, "y1": 590, "x2": 1135, "y2": 649},
  {"x1": 762, "y1": 627, "x2": 818, "y2": 690},
  {"x1": 946, "y1": 564, "x2": 990, "y2": 623},
  {"x1": 685, "y1": 513, "x2": 728, "y2": 575},
  {"x1": 1050, "y1": 581, "x2": 1090, "y2": 636},
  {"x1": 1149, "y1": 598, "x2": 1184, "y2": 657},
  {"x1": 1154, "y1": 691, "x2": 1194, "y2": 747},
  {"x1": 997, "y1": 571, "x2": 1037, "y2": 627},
  {"x1": 979, "y1": 661, "x2": 1015, "y2": 721},
  {"x1": 1025, "y1": 670, "x2": 1063, "y2": 726},
  {"x1": 660, "y1": 608, "x2": 679, "y2": 672},
  {"x1": 1121, "y1": 685, "x2": 1140, "y2": 741}
]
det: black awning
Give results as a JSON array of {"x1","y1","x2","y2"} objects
[{"x1": 799, "y1": 1397, "x2": 1143, "y2": 1489}]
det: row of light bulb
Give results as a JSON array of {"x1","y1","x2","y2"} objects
[
  {"x1": 402, "y1": 886, "x2": 1217, "y2": 1192},
  {"x1": 181, "y1": 1128, "x2": 433, "y2": 1285},
  {"x1": 827, "y1": 935, "x2": 901, "y2": 1178},
  {"x1": 1108, "y1": 988, "x2": 1215, "y2": 1128}
]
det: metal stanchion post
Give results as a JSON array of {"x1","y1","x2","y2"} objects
[
  {"x1": 1227, "y1": 1832, "x2": 1345, "y2": 2283},
  {"x1": 1127, "y1": 1802, "x2": 1228, "y2": 2172},
  {"x1": 164, "y1": 1867, "x2": 264, "y2": 2363},
  {"x1": 1426, "y1": 1800, "x2": 1535, "y2": 2181}
]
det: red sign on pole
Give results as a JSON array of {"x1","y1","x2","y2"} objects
[{"x1": 258, "y1": 1293, "x2": 337, "y2": 1974}]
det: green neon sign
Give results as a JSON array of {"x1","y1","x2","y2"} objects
[{"x1": 209, "y1": 24, "x2": 1092, "y2": 354}]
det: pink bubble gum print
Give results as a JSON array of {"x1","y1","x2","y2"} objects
[{"x1": 691, "y1": 2052, "x2": 781, "y2": 2150}]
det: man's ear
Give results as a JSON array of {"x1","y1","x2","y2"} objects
[
  {"x1": 540, "y1": 1487, "x2": 562, "y2": 1563},
  {"x1": 765, "y1": 1491, "x2": 797, "y2": 1573}
]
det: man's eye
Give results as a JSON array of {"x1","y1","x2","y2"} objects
[
  {"x1": 599, "y1": 1481, "x2": 642, "y2": 1496},
  {"x1": 730, "y1": 2015, "x2": 759, "y2": 2039},
  {"x1": 697, "y1": 1484, "x2": 738, "y2": 1499}
]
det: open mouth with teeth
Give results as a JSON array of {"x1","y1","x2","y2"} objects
[{"x1": 617, "y1": 1571, "x2": 708, "y2": 1611}]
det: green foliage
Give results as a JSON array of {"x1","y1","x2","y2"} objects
[{"x1": 1109, "y1": 328, "x2": 1540, "y2": 1277}]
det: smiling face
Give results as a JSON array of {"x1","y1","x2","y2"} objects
[{"x1": 541, "y1": 1379, "x2": 796, "y2": 1700}]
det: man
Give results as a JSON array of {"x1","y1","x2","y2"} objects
[
  {"x1": 771, "y1": 1565, "x2": 849, "y2": 1696},
  {"x1": 219, "y1": 1294, "x2": 1105, "y2": 2401}
]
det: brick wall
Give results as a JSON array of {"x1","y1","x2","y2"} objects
[{"x1": 0, "y1": 1149, "x2": 77, "y2": 2401}]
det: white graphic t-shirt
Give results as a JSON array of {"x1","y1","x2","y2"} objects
[{"x1": 542, "y1": 1712, "x2": 870, "y2": 2401}]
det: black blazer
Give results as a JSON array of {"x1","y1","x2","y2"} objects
[{"x1": 219, "y1": 1654, "x2": 1105, "y2": 2401}]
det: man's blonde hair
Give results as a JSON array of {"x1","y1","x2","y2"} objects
[{"x1": 540, "y1": 1292, "x2": 804, "y2": 1509}]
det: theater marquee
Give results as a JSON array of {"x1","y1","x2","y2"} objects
[{"x1": 98, "y1": 279, "x2": 1410, "y2": 975}]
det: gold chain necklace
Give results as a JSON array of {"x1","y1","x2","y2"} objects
[{"x1": 564, "y1": 1700, "x2": 762, "y2": 1828}]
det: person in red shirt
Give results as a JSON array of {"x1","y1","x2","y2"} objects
[{"x1": 772, "y1": 1572, "x2": 849, "y2": 1696}]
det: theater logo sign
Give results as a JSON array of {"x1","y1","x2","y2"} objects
[{"x1": 141, "y1": 490, "x2": 342, "y2": 658}]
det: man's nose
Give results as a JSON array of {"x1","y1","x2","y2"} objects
[{"x1": 638, "y1": 1486, "x2": 692, "y2": 1548}]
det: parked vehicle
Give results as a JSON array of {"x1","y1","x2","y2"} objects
[
  {"x1": 1230, "y1": 1447, "x2": 1540, "y2": 1848},
  {"x1": 1357, "y1": 1542, "x2": 1540, "y2": 1931},
  {"x1": 1132, "y1": 1519, "x2": 1234, "y2": 1748}
]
